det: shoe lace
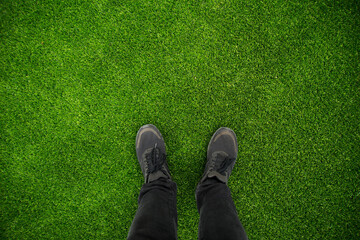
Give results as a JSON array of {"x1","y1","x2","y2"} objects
[
  {"x1": 145, "y1": 146, "x2": 166, "y2": 174},
  {"x1": 217, "y1": 155, "x2": 235, "y2": 174}
]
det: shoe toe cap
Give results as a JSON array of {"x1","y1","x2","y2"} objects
[
  {"x1": 136, "y1": 124, "x2": 166, "y2": 158},
  {"x1": 207, "y1": 127, "x2": 238, "y2": 159}
]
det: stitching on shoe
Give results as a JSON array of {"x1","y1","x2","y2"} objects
[
  {"x1": 136, "y1": 127, "x2": 162, "y2": 148},
  {"x1": 213, "y1": 129, "x2": 236, "y2": 144}
]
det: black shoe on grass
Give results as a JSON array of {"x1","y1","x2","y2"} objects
[
  {"x1": 136, "y1": 124, "x2": 171, "y2": 183},
  {"x1": 200, "y1": 127, "x2": 238, "y2": 184}
]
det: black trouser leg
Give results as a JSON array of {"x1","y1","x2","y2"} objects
[
  {"x1": 196, "y1": 178, "x2": 248, "y2": 240},
  {"x1": 127, "y1": 178, "x2": 178, "y2": 240}
]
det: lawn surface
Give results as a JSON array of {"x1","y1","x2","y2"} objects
[{"x1": 1, "y1": 0, "x2": 359, "y2": 239}]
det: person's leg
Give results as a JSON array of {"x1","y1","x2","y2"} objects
[
  {"x1": 127, "y1": 124, "x2": 177, "y2": 240},
  {"x1": 196, "y1": 178, "x2": 247, "y2": 240},
  {"x1": 196, "y1": 127, "x2": 248, "y2": 240},
  {"x1": 128, "y1": 178, "x2": 177, "y2": 240}
]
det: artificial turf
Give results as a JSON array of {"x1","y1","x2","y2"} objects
[{"x1": 1, "y1": 0, "x2": 359, "y2": 239}]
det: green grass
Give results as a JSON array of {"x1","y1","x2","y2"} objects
[{"x1": 1, "y1": 0, "x2": 359, "y2": 239}]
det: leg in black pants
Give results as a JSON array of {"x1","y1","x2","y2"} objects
[
  {"x1": 196, "y1": 178, "x2": 248, "y2": 240},
  {"x1": 196, "y1": 127, "x2": 248, "y2": 240},
  {"x1": 127, "y1": 178, "x2": 178, "y2": 240},
  {"x1": 128, "y1": 124, "x2": 177, "y2": 239}
]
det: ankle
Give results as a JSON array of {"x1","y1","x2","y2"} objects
[{"x1": 202, "y1": 177, "x2": 224, "y2": 185}]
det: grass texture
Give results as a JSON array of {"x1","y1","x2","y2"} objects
[{"x1": 1, "y1": 0, "x2": 359, "y2": 239}]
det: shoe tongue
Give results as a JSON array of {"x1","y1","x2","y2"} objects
[
  {"x1": 208, "y1": 151, "x2": 230, "y2": 183},
  {"x1": 207, "y1": 171, "x2": 228, "y2": 184}
]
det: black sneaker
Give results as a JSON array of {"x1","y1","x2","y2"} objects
[
  {"x1": 199, "y1": 127, "x2": 238, "y2": 184},
  {"x1": 135, "y1": 124, "x2": 171, "y2": 183}
]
